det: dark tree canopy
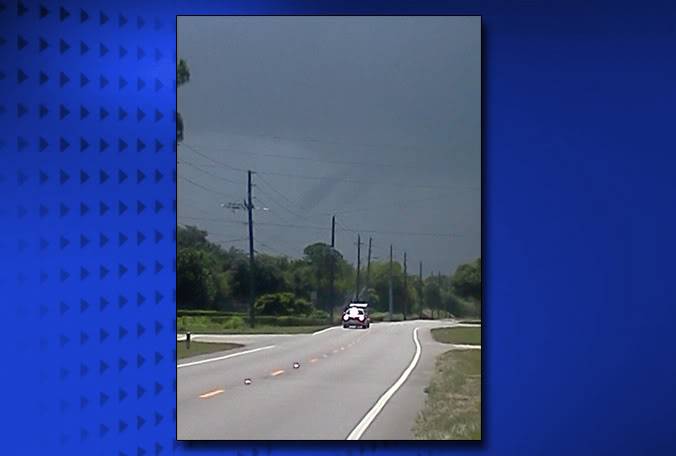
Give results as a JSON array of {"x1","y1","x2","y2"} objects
[
  {"x1": 451, "y1": 257, "x2": 481, "y2": 301},
  {"x1": 177, "y1": 58, "x2": 190, "y2": 142}
]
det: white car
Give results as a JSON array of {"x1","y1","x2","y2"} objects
[{"x1": 342, "y1": 306, "x2": 370, "y2": 329}]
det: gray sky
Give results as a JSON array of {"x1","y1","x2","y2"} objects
[{"x1": 177, "y1": 16, "x2": 481, "y2": 276}]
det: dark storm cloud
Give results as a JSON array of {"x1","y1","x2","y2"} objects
[{"x1": 177, "y1": 16, "x2": 480, "y2": 275}]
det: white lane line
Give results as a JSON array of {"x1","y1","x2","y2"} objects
[
  {"x1": 346, "y1": 327, "x2": 422, "y2": 440},
  {"x1": 177, "y1": 345, "x2": 275, "y2": 369},
  {"x1": 312, "y1": 326, "x2": 338, "y2": 336},
  {"x1": 199, "y1": 389, "x2": 224, "y2": 399},
  {"x1": 271, "y1": 369, "x2": 285, "y2": 377}
]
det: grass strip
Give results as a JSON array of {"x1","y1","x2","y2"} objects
[
  {"x1": 413, "y1": 349, "x2": 481, "y2": 440},
  {"x1": 431, "y1": 327, "x2": 481, "y2": 345}
]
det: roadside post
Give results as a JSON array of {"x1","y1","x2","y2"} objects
[{"x1": 186, "y1": 331, "x2": 191, "y2": 350}]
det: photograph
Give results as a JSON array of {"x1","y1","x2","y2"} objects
[{"x1": 176, "y1": 16, "x2": 482, "y2": 440}]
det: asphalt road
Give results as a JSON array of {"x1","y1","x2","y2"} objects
[{"x1": 177, "y1": 319, "x2": 460, "y2": 440}]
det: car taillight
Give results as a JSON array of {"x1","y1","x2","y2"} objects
[{"x1": 358, "y1": 315, "x2": 364, "y2": 321}]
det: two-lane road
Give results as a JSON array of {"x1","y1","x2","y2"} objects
[{"x1": 177, "y1": 319, "x2": 457, "y2": 440}]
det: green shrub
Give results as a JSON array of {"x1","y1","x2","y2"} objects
[
  {"x1": 222, "y1": 315, "x2": 246, "y2": 329},
  {"x1": 254, "y1": 292, "x2": 315, "y2": 316},
  {"x1": 177, "y1": 315, "x2": 246, "y2": 331},
  {"x1": 177, "y1": 309, "x2": 245, "y2": 318},
  {"x1": 254, "y1": 316, "x2": 327, "y2": 326}
]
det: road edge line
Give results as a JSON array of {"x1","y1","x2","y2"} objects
[
  {"x1": 312, "y1": 326, "x2": 338, "y2": 336},
  {"x1": 177, "y1": 345, "x2": 275, "y2": 369},
  {"x1": 345, "y1": 327, "x2": 422, "y2": 440}
]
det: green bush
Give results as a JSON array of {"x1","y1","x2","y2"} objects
[
  {"x1": 221, "y1": 315, "x2": 246, "y2": 329},
  {"x1": 254, "y1": 292, "x2": 314, "y2": 316},
  {"x1": 177, "y1": 309, "x2": 246, "y2": 318},
  {"x1": 177, "y1": 315, "x2": 246, "y2": 331},
  {"x1": 254, "y1": 316, "x2": 327, "y2": 326},
  {"x1": 369, "y1": 312, "x2": 404, "y2": 322},
  {"x1": 309, "y1": 309, "x2": 329, "y2": 320}
]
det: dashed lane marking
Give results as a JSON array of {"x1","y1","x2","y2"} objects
[{"x1": 199, "y1": 389, "x2": 224, "y2": 399}]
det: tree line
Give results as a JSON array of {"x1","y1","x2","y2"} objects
[{"x1": 177, "y1": 225, "x2": 481, "y2": 318}]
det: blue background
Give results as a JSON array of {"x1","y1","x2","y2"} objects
[{"x1": 2, "y1": 0, "x2": 676, "y2": 454}]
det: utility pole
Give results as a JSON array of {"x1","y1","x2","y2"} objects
[
  {"x1": 247, "y1": 170, "x2": 256, "y2": 328},
  {"x1": 365, "y1": 237, "x2": 372, "y2": 292},
  {"x1": 419, "y1": 261, "x2": 423, "y2": 319},
  {"x1": 388, "y1": 244, "x2": 394, "y2": 321},
  {"x1": 403, "y1": 252, "x2": 407, "y2": 321},
  {"x1": 355, "y1": 234, "x2": 362, "y2": 300},
  {"x1": 329, "y1": 215, "x2": 336, "y2": 324},
  {"x1": 437, "y1": 271, "x2": 442, "y2": 320}
]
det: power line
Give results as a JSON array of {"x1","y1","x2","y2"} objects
[
  {"x1": 192, "y1": 130, "x2": 457, "y2": 157},
  {"x1": 254, "y1": 180, "x2": 321, "y2": 224},
  {"x1": 335, "y1": 224, "x2": 460, "y2": 238},
  {"x1": 179, "y1": 215, "x2": 247, "y2": 225},
  {"x1": 178, "y1": 174, "x2": 239, "y2": 198},
  {"x1": 252, "y1": 194, "x2": 295, "y2": 225},
  {"x1": 179, "y1": 215, "x2": 461, "y2": 238},
  {"x1": 254, "y1": 185, "x2": 306, "y2": 221},
  {"x1": 256, "y1": 174, "x2": 307, "y2": 211},
  {"x1": 180, "y1": 142, "x2": 479, "y2": 192},
  {"x1": 255, "y1": 169, "x2": 478, "y2": 192},
  {"x1": 327, "y1": 193, "x2": 452, "y2": 216},
  {"x1": 186, "y1": 141, "x2": 429, "y2": 171},
  {"x1": 257, "y1": 240, "x2": 286, "y2": 256},
  {"x1": 180, "y1": 142, "x2": 247, "y2": 172},
  {"x1": 178, "y1": 159, "x2": 245, "y2": 185},
  {"x1": 207, "y1": 235, "x2": 248, "y2": 243}
]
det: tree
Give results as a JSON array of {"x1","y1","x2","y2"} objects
[
  {"x1": 230, "y1": 254, "x2": 285, "y2": 301},
  {"x1": 451, "y1": 257, "x2": 481, "y2": 301},
  {"x1": 284, "y1": 259, "x2": 314, "y2": 299},
  {"x1": 177, "y1": 248, "x2": 216, "y2": 308},
  {"x1": 368, "y1": 261, "x2": 412, "y2": 314},
  {"x1": 303, "y1": 242, "x2": 340, "y2": 307},
  {"x1": 177, "y1": 225, "x2": 208, "y2": 250},
  {"x1": 255, "y1": 292, "x2": 313, "y2": 316},
  {"x1": 423, "y1": 278, "x2": 442, "y2": 317},
  {"x1": 177, "y1": 59, "x2": 190, "y2": 86},
  {"x1": 176, "y1": 58, "x2": 190, "y2": 142}
]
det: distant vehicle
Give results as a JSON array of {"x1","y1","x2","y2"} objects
[{"x1": 342, "y1": 306, "x2": 370, "y2": 329}]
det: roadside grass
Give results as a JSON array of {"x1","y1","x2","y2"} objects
[
  {"x1": 176, "y1": 341, "x2": 243, "y2": 359},
  {"x1": 413, "y1": 349, "x2": 481, "y2": 440},
  {"x1": 431, "y1": 326, "x2": 481, "y2": 345},
  {"x1": 178, "y1": 325, "x2": 331, "y2": 335},
  {"x1": 458, "y1": 319, "x2": 481, "y2": 324}
]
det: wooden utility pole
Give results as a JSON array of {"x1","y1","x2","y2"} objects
[
  {"x1": 365, "y1": 237, "x2": 372, "y2": 291},
  {"x1": 355, "y1": 234, "x2": 362, "y2": 300},
  {"x1": 437, "y1": 271, "x2": 442, "y2": 319},
  {"x1": 403, "y1": 252, "x2": 407, "y2": 321},
  {"x1": 388, "y1": 244, "x2": 394, "y2": 320},
  {"x1": 247, "y1": 170, "x2": 256, "y2": 327},
  {"x1": 419, "y1": 261, "x2": 423, "y2": 319},
  {"x1": 329, "y1": 215, "x2": 336, "y2": 324}
]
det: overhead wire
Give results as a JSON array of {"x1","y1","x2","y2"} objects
[
  {"x1": 178, "y1": 174, "x2": 239, "y2": 198},
  {"x1": 178, "y1": 159, "x2": 245, "y2": 185},
  {"x1": 180, "y1": 141, "x2": 479, "y2": 192}
]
